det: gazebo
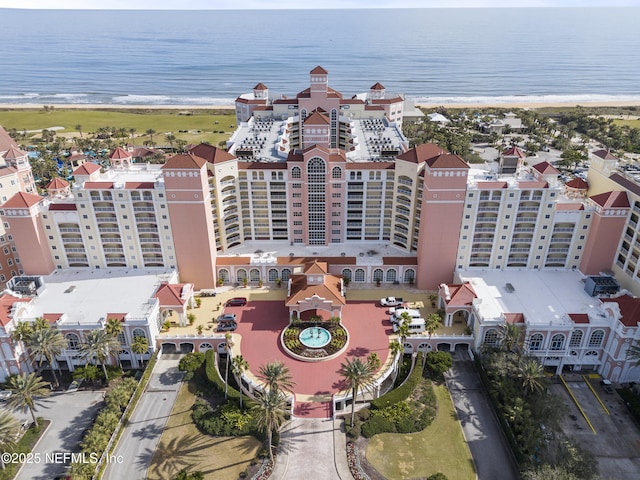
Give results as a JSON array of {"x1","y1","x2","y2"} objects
[
  {"x1": 438, "y1": 282, "x2": 477, "y2": 327},
  {"x1": 154, "y1": 281, "x2": 195, "y2": 326},
  {"x1": 285, "y1": 261, "x2": 346, "y2": 323}
]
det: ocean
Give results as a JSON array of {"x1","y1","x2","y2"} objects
[{"x1": 0, "y1": 7, "x2": 639, "y2": 106}]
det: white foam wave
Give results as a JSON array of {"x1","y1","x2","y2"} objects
[{"x1": 410, "y1": 93, "x2": 640, "y2": 105}]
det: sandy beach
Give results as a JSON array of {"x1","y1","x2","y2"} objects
[{"x1": 1, "y1": 101, "x2": 640, "y2": 111}]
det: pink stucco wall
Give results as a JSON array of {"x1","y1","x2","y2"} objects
[
  {"x1": 580, "y1": 214, "x2": 625, "y2": 275},
  {"x1": 7, "y1": 215, "x2": 55, "y2": 275}
]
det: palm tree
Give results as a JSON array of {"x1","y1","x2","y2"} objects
[
  {"x1": 251, "y1": 389, "x2": 287, "y2": 464},
  {"x1": 224, "y1": 333, "x2": 235, "y2": 400},
  {"x1": 165, "y1": 134, "x2": 176, "y2": 152},
  {"x1": 129, "y1": 128, "x2": 136, "y2": 142},
  {"x1": 75, "y1": 124, "x2": 83, "y2": 138},
  {"x1": 231, "y1": 355, "x2": 250, "y2": 408},
  {"x1": 389, "y1": 340, "x2": 404, "y2": 378},
  {"x1": 518, "y1": 358, "x2": 545, "y2": 396},
  {"x1": 0, "y1": 409, "x2": 19, "y2": 470},
  {"x1": 81, "y1": 330, "x2": 121, "y2": 382},
  {"x1": 28, "y1": 327, "x2": 66, "y2": 386},
  {"x1": 425, "y1": 313, "x2": 441, "y2": 338},
  {"x1": 6, "y1": 373, "x2": 51, "y2": 427},
  {"x1": 33, "y1": 317, "x2": 49, "y2": 332},
  {"x1": 11, "y1": 321, "x2": 34, "y2": 370},
  {"x1": 340, "y1": 357, "x2": 375, "y2": 427},
  {"x1": 257, "y1": 361, "x2": 295, "y2": 394},
  {"x1": 396, "y1": 315, "x2": 411, "y2": 346},
  {"x1": 627, "y1": 341, "x2": 640, "y2": 365},
  {"x1": 105, "y1": 318, "x2": 124, "y2": 367},
  {"x1": 499, "y1": 323, "x2": 523, "y2": 353},
  {"x1": 145, "y1": 129, "x2": 156, "y2": 146},
  {"x1": 131, "y1": 335, "x2": 149, "y2": 368}
]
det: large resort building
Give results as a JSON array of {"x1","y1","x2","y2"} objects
[{"x1": 1, "y1": 66, "x2": 640, "y2": 384}]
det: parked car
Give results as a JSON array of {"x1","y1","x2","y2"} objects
[
  {"x1": 380, "y1": 297, "x2": 404, "y2": 307},
  {"x1": 200, "y1": 289, "x2": 217, "y2": 297},
  {"x1": 601, "y1": 379, "x2": 614, "y2": 394},
  {"x1": 217, "y1": 321, "x2": 237, "y2": 332},
  {"x1": 226, "y1": 297, "x2": 247, "y2": 306},
  {"x1": 217, "y1": 313, "x2": 237, "y2": 323},
  {"x1": 0, "y1": 389, "x2": 12, "y2": 401}
]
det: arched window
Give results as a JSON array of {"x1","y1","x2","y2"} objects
[
  {"x1": 373, "y1": 269, "x2": 383, "y2": 282},
  {"x1": 529, "y1": 333, "x2": 543, "y2": 351},
  {"x1": 66, "y1": 333, "x2": 80, "y2": 350},
  {"x1": 281, "y1": 268, "x2": 292, "y2": 282},
  {"x1": 588, "y1": 329, "x2": 604, "y2": 347},
  {"x1": 569, "y1": 330, "x2": 583, "y2": 347},
  {"x1": 218, "y1": 268, "x2": 230, "y2": 283},
  {"x1": 291, "y1": 167, "x2": 301, "y2": 179},
  {"x1": 268, "y1": 268, "x2": 279, "y2": 282},
  {"x1": 307, "y1": 157, "x2": 326, "y2": 173},
  {"x1": 332, "y1": 166, "x2": 342, "y2": 179},
  {"x1": 132, "y1": 328, "x2": 147, "y2": 341},
  {"x1": 385, "y1": 269, "x2": 397, "y2": 283},
  {"x1": 341, "y1": 269, "x2": 352, "y2": 281},
  {"x1": 249, "y1": 268, "x2": 261, "y2": 282},
  {"x1": 354, "y1": 268, "x2": 365, "y2": 282},
  {"x1": 403, "y1": 269, "x2": 415, "y2": 284},
  {"x1": 585, "y1": 350, "x2": 599, "y2": 358},
  {"x1": 483, "y1": 328, "x2": 499, "y2": 346},
  {"x1": 199, "y1": 343, "x2": 213, "y2": 351},
  {"x1": 550, "y1": 334, "x2": 565, "y2": 351},
  {"x1": 236, "y1": 268, "x2": 247, "y2": 283},
  {"x1": 117, "y1": 332, "x2": 126, "y2": 346}
]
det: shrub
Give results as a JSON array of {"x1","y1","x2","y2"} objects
[
  {"x1": 371, "y1": 353, "x2": 423, "y2": 409},
  {"x1": 179, "y1": 352, "x2": 206, "y2": 372},
  {"x1": 425, "y1": 351, "x2": 453, "y2": 378},
  {"x1": 618, "y1": 388, "x2": 640, "y2": 424},
  {"x1": 192, "y1": 400, "x2": 254, "y2": 437},
  {"x1": 105, "y1": 365, "x2": 123, "y2": 380},
  {"x1": 204, "y1": 349, "x2": 241, "y2": 403},
  {"x1": 361, "y1": 415, "x2": 395, "y2": 438},
  {"x1": 346, "y1": 423, "x2": 361, "y2": 439}
]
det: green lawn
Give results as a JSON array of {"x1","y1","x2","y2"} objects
[
  {"x1": 612, "y1": 118, "x2": 640, "y2": 128},
  {"x1": 0, "y1": 108, "x2": 235, "y2": 147},
  {"x1": 365, "y1": 384, "x2": 476, "y2": 480},
  {"x1": 147, "y1": 381, "x2": 261, "y2": 480}
]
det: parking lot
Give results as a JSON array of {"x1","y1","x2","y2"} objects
[{"x1": 554, "y1": 376, "x2": 640, "y2": 479}]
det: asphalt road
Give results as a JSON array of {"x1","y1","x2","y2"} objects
[
  {"x1": 13, "y1": 390, "x2": 105, "y2": 480},
  {"x1": 444, "y1": 351, "x2": 520, "y2": 480},
  {"x1": 103, "y1": 355, "x2": 184, "y2": 480}
]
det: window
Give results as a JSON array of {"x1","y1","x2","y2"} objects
[
  {"x1": 403, "y1": 269, "x2": 415, "y2": 284},
  {"x1": 588, "y1": 329, "x2": 604, "y2": 348},
  {"x1": 483, "y1": 328, "x2": 499, "y2": 346},
  {"x1": 354, "y1": 268, "x2": 365, "y2": 282},
  {"x1": 373, "y1": 268, "x2": 383, "y2": 282},
  {"x1": 268, "y1": 268, "x2": 279, "y2": 282},
  {"x1": 292, "y1": 183, "x2": 301, "y2": 189},
  {"x1": 218, "y1": 268, "x2": 230, "y2": 282},
  {"x1": 385, "y1": 269, "x2": 397, "y2": 283},
  {"x1": 249, "y1": 268, "x2": 261, "y2": 282},
  {"x1": 281, "y1": 268, "x2": 292, "y2": 281},
  {"x1": 66, "y1": 333, "x2": 81, "y2": 350},
  {"x1": 569, "y1": 330, "x2": 583, "y2": 347},
  {"x1": 529, "y1": 333, "x2": 543, "y2": 351},
  {"x1": 550, "y1": 334, "x2": 565, "y2": 351},
  {"x1": 132, "y1": 328, "x2": 147, "y2": 341},
  {"x1": 341, "y1": 268, "x2": 352, "y2": 281},
  {"x1": 332, "y1": 167, "x2": 342, "y2": 179},
  {"x1": 236, "y1": 268, "x2": 247, "y2": 283}
]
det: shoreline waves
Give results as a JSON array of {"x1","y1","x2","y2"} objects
[{"x1": 2, "y1": 101, "x2": 640, "y2": 111}]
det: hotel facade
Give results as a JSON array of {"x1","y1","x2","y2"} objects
[{"x1": 1, "y1": 66, "x2": 640, "y2": 383}]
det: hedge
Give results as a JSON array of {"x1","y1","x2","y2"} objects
[
  {"x1": 371, "y1": 352, "x2": 423, "y2": 410},
  {"x1": 617, "y1": 388, "x2": 640, "y2": 425},
  {"x1": 204, "y1": 348, "x2": 241, "y2": 403}
]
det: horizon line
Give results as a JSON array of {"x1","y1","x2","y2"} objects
[{"x1": 1, "y1": 5, "x2": 637, "y2": 10}]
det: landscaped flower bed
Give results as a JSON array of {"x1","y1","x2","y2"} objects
[
  {"x1": 250, "y1": 458, "x2": 273, "y2": 480},
  {"x1": 282, "y1": 322, "x2": 347, "y2": 357},
  {"x1": 346, "y1": 442, "x2": 371, "y2": 480}
]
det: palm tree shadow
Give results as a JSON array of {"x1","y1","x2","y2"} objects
[
  {"x1": 346, "y1": 347, "x2": 370, "y2": 357},
  {"x1": 56, "y1": 399, "x2": 104, "y2": 451},
  {"x1": 142, "y1": 433, "x2": 211, "y2": 478}
]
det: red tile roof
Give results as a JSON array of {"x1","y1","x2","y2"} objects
[
  {"x1": 556, "y1": 203, "x2": 584, "y2": 211},
  {"x1": 593, "y1": 149, "x2": 618, "y2": 161},
  {"x1": 110, "y1": 147, "x2": 131, "y2": 160},
  {"x1": 476, "y1": 181, "x2": 508, "y2": 189},
  {"x1": 590, "y1": 190, "x2": 630, "y2": 209},
  {"x1": 304, "y1": 111, "x2": 330, "y2": 125},
  {"x1": 286, "y1": 274, "x2": 345, "y2": 307},
  {"x1": 532, "y1": 161, "x2": 560, "y2": 175},
  {"x1": 276, "y1": 256, "x2": 356, "y2": 266},
  {"x1": 396, "y1": 143, "x2": 445, "y2": 164},
  {"x1": 72, "y1": 163, "x2": 101, "y2": 176},
  {"x1": 155, "y1": 282, "x2": 188, "y2": 307},
  {"x1": 304, "y1": 261, "x2": 328, "y2": 275},
  {"x1": 162, "y1": 153, "x2": 207, "y2": 170},
  {"x1": 106, "y1": 313, "x2": 127, "y2": 322},
  {"x1": 84, "y1": 182, "x2": 114, "y2": 189},
  {"x1": 4, "y1": 145, "x2": 27, "y2": 160},
  {"x1": 504, "y1": 313, "x2": 525, "y2": 324},
  {"x1": 0, "y1": 125, "x2": 18, "y2": 153},
  {"x1": 382, "y1": 257, "x2": 418, "y2": 265},
  {"x1": 0, "y1": 293, "x2": 30, "y2": 327},
  {"x1": 518, "y1": 181, "x2": 548, "y2": 188},
  {"x1": 565, "y1": 177, "x2": 588, "y2": 189},
  {"x1": 42, "y1": 313, "x2": 63, "y2": 324},
  {"x1": 427, "y1": 153, "x2": 469, "y2": 169},
  {"x1": 443, "y1": 283, "x2": 477, "y2": 307},
  {"x1": 370, "y1": 97, "x2": 403, "y2": 105},
  {"x1": 188, "y1": 143, "x2": 236, "y2": 165},
  {"x1": 370, "y1": 82, "x2": 385, "y2": 90},
  {"x1": 124, "y1": 182, "x2": 155, "y2": 189},
  {"x1": 2, "y1": 191, "x2": 43, "y2": 209},
  {"x1": 609, "y1": 295, "x2": 640, "y2": 327},
  {"x1": 46, "y1": 177, "x2": 70, "y2": 189},
  {"x1": 503, "y1": 146, "x2": 526, "y2": 158},
  {"x1": 569, "y1": 313, "x2": 590, "y2": 324},
  {"x1": 254, "y1": 82, "x2": 268, "y2": 90},
  {"x1": 310, "y1": 66, "x2": 328, "y2": 74}
]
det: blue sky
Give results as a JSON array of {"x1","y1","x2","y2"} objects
[{"x1": 1, "y1": 0, "x2": 639, "y2": 8}]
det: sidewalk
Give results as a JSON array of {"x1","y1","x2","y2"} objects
[{"x1": 271, "y1": 416, "x2": 354, "y2": 480}]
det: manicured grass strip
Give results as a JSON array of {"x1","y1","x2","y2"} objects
[
  {"x1": 0, "y1": 419, "x2": 49, "y2": 480},
  {"x1": 147, "y1": 381, "x2": 261, "y2": 480},
  {"x1": 365, "y1": 384, "x2": 475, "y2": 480}
]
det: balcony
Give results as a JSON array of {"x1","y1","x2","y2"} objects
[
  {"x1": 135, "y1": 216, "x2": 156, "y2": 222},
  {"x1": 59, "y1": 227, "x2": 81, "y2": 233},
  {"x1": 94, "y1": 206, "x2": 115, "y2": 212},
  {"x1": 133, "y1": 206, "x2": 155, "y2": 212},
  {"x1": 477, "y1": 207, "x2": 499, "y2": 212}
]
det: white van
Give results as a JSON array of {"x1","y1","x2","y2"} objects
[
  {"x1": 392, "y1": 317, "x2": 426, "y2": 334},
  {"x1": 390, "y1": 308, "x2": 421, "y2": 324}
]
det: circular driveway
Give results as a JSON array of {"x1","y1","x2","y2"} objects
[{"x1": 227, "y1": 301, "x2": 391, "y2": 406}]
